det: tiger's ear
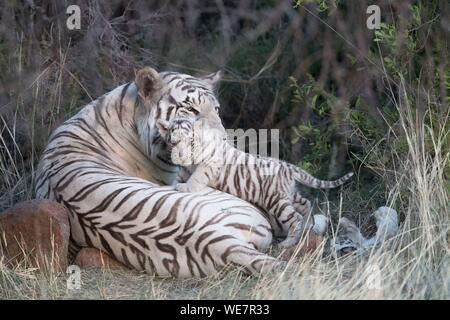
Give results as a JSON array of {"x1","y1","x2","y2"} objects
[
  {"x1": 200, "y1": 70, "x2": 222, "y2": 89},
  {"x1": 156, "y1": 119, "x2": 170, "y2": 136},
  {"x1": 135, "y1": 67, "x2": 162, "y2": 102}
]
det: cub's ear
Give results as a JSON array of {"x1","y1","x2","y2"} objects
[
  {"x1": 135, "y1": 67, "x2": 162, "y2": 102},
  {"x1": 156, "y1": 119, "x2": 170, "y2": 136},
  {"x1": 200, "y1": 70, "x2": 222, "y2": 89}
]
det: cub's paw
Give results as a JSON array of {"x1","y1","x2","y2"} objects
[
  {"x1": 176, "y1": 183, "x2": 192, "y2": 193},
  {"x1": 176, "y1": 183, "x2": 205, "y2": 193}
]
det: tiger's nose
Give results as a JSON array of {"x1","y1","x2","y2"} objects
[{"x1": 178, "y1": 149, "x2": 187, "y2": 161}]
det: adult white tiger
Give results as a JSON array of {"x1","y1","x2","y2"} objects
[{"x1": 35, "y1": 67, "x2": 291, "y2": 277}]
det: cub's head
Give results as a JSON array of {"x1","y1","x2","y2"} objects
[{"x1": 156, "y1": 116, "x2": 226, "y2": 167}]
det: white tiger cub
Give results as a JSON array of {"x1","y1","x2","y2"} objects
[{"x1": 157, "y1": 111, "x2": 354, "y2": 248}]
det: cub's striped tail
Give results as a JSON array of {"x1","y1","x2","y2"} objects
[{"x1": 292, "y1": 165, "x2": 354, "y2": 189}]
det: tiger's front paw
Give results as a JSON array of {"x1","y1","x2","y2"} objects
[
  {"x1": 278, "y1": 238, "x2": 298, "y2": 249},
  {"x1": 272, "y1": 260, "x2": 287, "y2": 273}
]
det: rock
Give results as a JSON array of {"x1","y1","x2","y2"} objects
[
  {"x1": 75, "y1": 248, "x2": 129, "y2": 271},
  {"x1": 0, "y1": 199, "x2": 70, "y2": 271}
]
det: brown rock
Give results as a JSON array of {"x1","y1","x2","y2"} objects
[
  {"x1": 75, "y1": 248, "x2": 129, "y2": 271},
  {"x1": 0, "y1": 199, "x2": 70, "y2": 271}
]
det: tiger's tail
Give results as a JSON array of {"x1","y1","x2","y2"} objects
[{"x1": 292, "y1": 165, "x2": 354, "y2": 189}]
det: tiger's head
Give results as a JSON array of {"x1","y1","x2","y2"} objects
[
  {"x1": 135, "y1": 67, "x2": 221, "y2": 119},
  {"x1": 133, "y1": 67, "x2": 222, "y2": 159}
]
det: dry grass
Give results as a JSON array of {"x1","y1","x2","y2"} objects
[{"x1": 1, "y1": 98, "x2": 448, "y2": 299}]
